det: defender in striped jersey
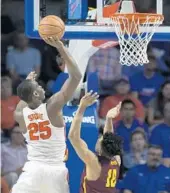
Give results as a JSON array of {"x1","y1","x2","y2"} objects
[
  {"x1": 69, "y1": 92, "x2": 123, "y2": 193},
  {"x1": 11, "y1": 37, "x2": 82, "y2": 193}
]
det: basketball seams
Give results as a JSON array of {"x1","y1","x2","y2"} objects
[
  {"x1": 38, "y1": 15, "x2": 65, "y2": 39},
  {"x1": 41, "y1": 16, "x2": 65, "y2": 29},
  {"x1": 39, "y1": 24, "x2": 63, "y2": 29},
  {"x1": 40, "y1": 20, "x2": 65, "y2": 31}
]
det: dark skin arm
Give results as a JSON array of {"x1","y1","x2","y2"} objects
[
  {"x1": 68, "y1": 92, "x2": 101, "y2": 180},
  {"x1": 44, "y1": 37, "x2": 82, "y2": 127}
]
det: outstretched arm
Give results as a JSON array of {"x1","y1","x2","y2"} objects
[
  {"x1": 103, "y1": 102, "x2": 121, "y2": 134},
  {"x1": 45, "y1": 37, "x2": 82, "y2": 111},
  {"x1": 68, "y1": 92, "x2": 99, "y2": 165},
  {"x1": 14, "y1": 72, "x2": 36, "y2": 122}
]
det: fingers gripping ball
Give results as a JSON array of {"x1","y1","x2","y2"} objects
[{"x1": 38, "y1": 15, "x2": 65, "y2": 39}]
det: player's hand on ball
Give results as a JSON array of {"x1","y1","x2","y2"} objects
[
  {"x1": 26, "y1": 71, "x2": 37, "y2": 81},
  {"x1": 80, "y1": 91, "x2": 99, "y2": 108},
  {"x1": 106, "y1": 102, "x2": 121, "y2": 119},
  {"x1": 44, "y1": 36, "x2": 64, "y2": 49}
]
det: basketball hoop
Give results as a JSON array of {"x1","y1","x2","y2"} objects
[{"x1": 110, "y1": 13, "x2": 164, "y2": 66}]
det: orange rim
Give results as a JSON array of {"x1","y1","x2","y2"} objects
[{"x1": 110, "y1": 13, "x2": 164, "y2": 24}]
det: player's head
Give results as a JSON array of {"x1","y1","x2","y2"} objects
[
  {"x1": 120, "y1": 99, "x2": 136, "y2": 119},
  {"x1": 96, "y1": 130, "x2": 123, "y2": 159},
  {"x1": 17, "y1": 80, "x2": 45, "y2": 104}
]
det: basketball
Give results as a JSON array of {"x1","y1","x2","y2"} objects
[{"x1": 38, "y1": 15, "x2": 65, "y2": 40}]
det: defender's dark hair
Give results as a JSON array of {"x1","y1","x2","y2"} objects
[
  {"x1": 101, "y1": 132, "x2": 125, "y2": 178},
  {"x1": 121, "y1": 99, "x2": 136, "y2": 109},
  {"x1": 17, "y1": 80, "x2": 35, "y2": 102},
  {"x1": 101, "y1": 132, "x2": 123, "y2": 158}
]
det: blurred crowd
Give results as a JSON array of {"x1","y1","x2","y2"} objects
[{"x1": 1, "y1": 0, "x2": 170, "y2": 193}]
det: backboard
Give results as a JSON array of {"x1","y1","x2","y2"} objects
[{"x1": 25, "y1": 0, "x2": 170, "y2": 41}]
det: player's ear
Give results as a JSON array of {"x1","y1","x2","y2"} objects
[{"x1": 33, "y1": 90, "x2": 40, "y2": 98}]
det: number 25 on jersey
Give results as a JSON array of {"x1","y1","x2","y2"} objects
[{"x1": 28, "y1": 121, "x2": 51, "y2": 140}]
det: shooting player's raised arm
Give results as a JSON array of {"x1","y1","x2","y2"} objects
[{"x1": 45, "y1": 37, "x2": 82, "y2": 111}]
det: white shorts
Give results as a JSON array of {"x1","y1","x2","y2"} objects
[{"x1": 11, "y1": 161, "x2": 69, "y2": 193}]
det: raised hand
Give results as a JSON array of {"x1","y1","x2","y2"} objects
[
  {"x1": 80, "y1": 91, "x2": 99, "y2": 108},
  {"x1": 43, "y1": 36, "x2": 64, "y2": 49},
  {"x1": 26, "y1": 71, "x2": 37, "y2": 81},
  {"x1": 106, "y1": 102, "x2": 121, "y2": 119}
]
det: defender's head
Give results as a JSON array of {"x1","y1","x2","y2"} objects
[
  {"x1": 17, "y1": 80, "x2": 45, "y2": 104},
  {"x1": 95, "y1": 131, "x2": 123, "y2": 159}
]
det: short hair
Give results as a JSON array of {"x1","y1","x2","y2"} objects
[
  {"x1": 130, "y1": 129, "x2": 147, "y2": 142},
  {"x1": 101, "y1": 132, "x2": 123, "y2": 158},
  {"x1": 121, "y1": 99, "x2": 136, "y2": 109},
  {"x1": 17, "y1": 80, "x2": 35, "y2": 102},
  {"x1": 148, "y1": 144, "x2": 162, "y2": 151}
]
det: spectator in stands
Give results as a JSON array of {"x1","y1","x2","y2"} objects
[
  {"x1": 99, "y1": 76, "x2": 145, "y2": 123},
  {"x1": 40, "y1": 45, "x2": 65, "y2": 85},
  {"x1": 1, "y1": 76, "x2": 20, "y2": 134},
  {"x1": 1, "y1": 125, "x2": 27, "y2": 189},
  {"x1": 122, "y1": 145, "x2": 170, "y2": 193},
  {"x1": 123, "y1": 129, "x2": 148, "y2": 169},
  {"x1": 150, "y1": 101, "x2": 170, "y2": 167},
  {"x1": 6, "y1": 31, "x2": 41, "y2": 91},
  {"x1": 114, "y1": 99, "x2": 148, "y2": 152},
  {"x1": 147, "y1": 80, "x2": 170, "y2": 125},
  {"x1": 1, "y1": 177, "x2": 9, "y2": 193},
  {"x1": 87, "y1": 47, "x2": 121, "y2": 96},
  {"x1": 130, "y1": 55, "x2": 165, "y2": 105}
]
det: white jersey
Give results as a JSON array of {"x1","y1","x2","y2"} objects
[{"x1": 22, "y1": 103, "x2": 66, "y2": 165}]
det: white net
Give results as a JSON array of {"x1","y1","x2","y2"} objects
[{"x1": 110, "y1": 14, "x2": 164, "y2": 66}]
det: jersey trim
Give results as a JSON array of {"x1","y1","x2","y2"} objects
[{"x1": 83, "y1": 176, "x2": 87, "y2": 193}]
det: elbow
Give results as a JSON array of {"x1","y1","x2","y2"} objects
[
  {"x1": 68, "y1": 130, "x2": 79, "y2": 142},
  {"x1": 68, "y1": 132, "x2": 75, "y2": 141},
  {"x1": 70, "y1": 70, "x2": 82, "y2": 81},
  {"x1": 75, "y1": 71, "x2": 82, "y2": 81}
]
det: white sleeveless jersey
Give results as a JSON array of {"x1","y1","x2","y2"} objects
[{"x1": 22, "y1": 103, "x2": 66, "y2": 165}]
